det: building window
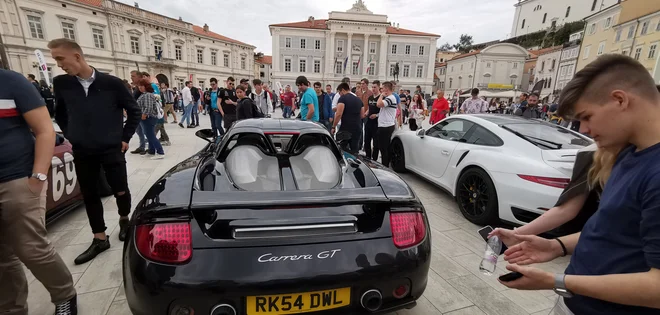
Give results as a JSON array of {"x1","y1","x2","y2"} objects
[
  {"x1": 285, "y1": 37, "x2": 291, "y2": 48},
  {"x1": 486, "y1": 62, "x2": 491, "y2": 68},
  {"x1": 419, "y1": 46, "x2": 425, "y2": 55},
  {"x1": 389, "y1": 64, "x2": 396, "y2": 76},
  {"x1": 197, "y1": 49, "x2": 204, "y2": 64},
  {"x1": 589, "y1": 23, "x2": 596, "y2": 35},
  {"x1": 513, "y1": 62, "x2": 518, "y2": 69},
  {"x1": 634, "y1": 47, "x2": 642, "y2": 60},
  {"x1": 597, "y1": 42, "x2": 605, "y2": 55},
  {"x1": 285, "y1": 58, "x2": 292, "y2": 72},
  {"x1": 223, "y1": 53, "x2": 229, "y2": 67},
  {"x1": 241, "y1": 56, "x2": 246, "y2": 69},
  {"x1": 541, "y1": 61, "x2": 545, "y2": 71},
  {"x1": 565, "y1": 6, "x2": 571, "y2": 18},
  {"x1": 542, "y1": 13, "x2": 547, "y2": 24},
  {"x1": 591, "y1": 0, "x2": 597, "y2": 11},
  {"x1": 449, "y1": 78, "x2": 453, "y2": 88},
  {"x1": 92, "y1": 28, "x2": 105, "y2": 49},
  {"x1": 314, "y1": 39, "x2": 320, "y2": 50},
  {"x1": 61, "y1": 21, "x2": 76, "y2": 41},
  {"x1": 403, "y1": 65, "x2": 410, "y2": 77},
  {"x1": 628, "y1": 26, "x2": 636, "y2": 39},
  {"x1": 130, "y1": 36, "x2": 140, "y2": 54},
  {"x1": 352, "y1": 62, "x2": 359, "y2": 75},
  {"x1": 649, "y1": 44, "x2": 657, "y2": 59},
  {"x1": 615, "y1": 28, "x2": 622, "y2": 42},
  {"x1": 211, "y1": 51, "x2": 217, "y2": 66},
  {"x1": 367, "y1": 63, "x2": 375, "y2": 75},
  {"x1": 299, "y1": 59, "x2": 306, "y2": 72},
  {"x1": 27, "y1": 15, "x2": 45, "y2": 39},
  {"x1": 260, "y1": 72, "x2": 265, "y2": 78},
  {"x1": 583, "y1": 46, "x2": 591, "y2": 59},
  {"x1": 641, "y1": 21, "x2": 649, "y2": 35},
  {"x1": 391, "y1": 44, "x2": 397, "y2": 54},
  {"x1": 521, "y1": 19, "x2": 525, "y2": 29},
  {"x1": 335, "y1": 61, "x2": 342, "y2": 74},
  {"x1": 313, "y1": 60, "x2": 321, "y2": 73},
  {"x1": 416, "y1": 65, "x2": 423, "y2": 78},
  {"x1": 369, "y1": 42, "x2": 376, "y2": 54},
  {"x1": 300, "y1": 38, "x2": 306, "y2": 49},
  {"x1": 470, "y1": 62, "x2": 474, "y2": 68},
  {"x1": 337, "y1": 40, "x2": 344, "y2": 52},
  {"x1": 460, "y1": 64, "x2": 463, "y2": 71},
  {"x1": 199, "y1": 80, "x2": 205, "y2": 89},
  {"x1": 175, "y1": 45, "x2": 183, "y2": 60},
  {"x1": 405, "y1": 45, "x2": 411, "y2": 55},
  {"x1": 153, "y1": 40, "x2": 162, "y2": 57}
]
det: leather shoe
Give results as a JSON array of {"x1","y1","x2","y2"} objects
[
  {"x1": 118, "y1": 218, "x2": 129, "y2": 242},
  {"x1": 74, "y1": 238, "x2": 110, "y2": 265}
]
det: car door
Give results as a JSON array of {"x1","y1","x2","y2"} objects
[{"x1": 413, "y1": 119, "x2": 474, "y2": 179}]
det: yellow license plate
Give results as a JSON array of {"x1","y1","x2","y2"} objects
[{"x1": 246, "y1": 287, "x2": 351, "y2": 314}]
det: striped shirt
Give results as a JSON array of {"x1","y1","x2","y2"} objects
[{"x1": 378, "y1": 94, "x2": 398, "y2": 127}]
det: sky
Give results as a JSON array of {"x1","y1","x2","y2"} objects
[{"x1": 119, "y1": 0, "x2": 516, "y2": 55}]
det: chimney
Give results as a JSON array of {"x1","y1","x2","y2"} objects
[
  {"x1": 134, "y1": 2, "x2": 139, "y2": 8},
  {"x1": 396, "y1": 23, "x2": 400, "y2": 30},
  {"x1": 308, "y1": 16, "x2": 315, "y2": 26},
  {"x1": 203, "y1": 23, "x2": 209, "y2": 32},
  {"x1": 178, "y1": 16, "x2": 183, "y2": 21}
]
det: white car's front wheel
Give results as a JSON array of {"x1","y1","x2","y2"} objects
[{"x1": 456, "y1": 168, "x2": 499, "y2": 225}]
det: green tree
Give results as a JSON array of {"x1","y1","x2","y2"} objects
[
  {"x1": 453, "y1": 34, "x2": 474, "y2": 53},
  {"x1": 438, "y1": 42, "x2": 453, "y2": 51}
]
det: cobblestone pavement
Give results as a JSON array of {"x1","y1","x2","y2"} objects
[{"x1": 27, "y1": 109, "x2": 568, "y2": 315}]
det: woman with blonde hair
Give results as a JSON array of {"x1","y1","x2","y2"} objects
[{"x1": 491, "y1": 143, "x2": 622, "y2": 246}]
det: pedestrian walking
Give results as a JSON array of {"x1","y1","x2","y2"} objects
[
  {"x1": 376, "y1": 81, "x2": 398, "y2": 167},
  {"x1": 332, "y1": 82, "x2": 364, "y2": 154},
  {"x1": 136, "y1": 79, "x2": 165, "y2": 159},
  {"x1": 129, "y1": 71, "x2": 148, "y2": 154},
  {"x1": 430, "y1": 90, "x2": 449, "y2": 125},
  {"x1": 160, "y1": 82, "x2": 177, "y2": 124},
  {"x1": 295, "y1": 76, "x2": 318, "y2": 122},
  {"x1": 460, "y1": 88, "x2": 488, "y2": 114},
  {"x1": 206, "y1": 77, "x2": 224, "y2": 138},
  {"x1": 364, "y1": 80, "x2": 381, "y2": 160},
  {"x1": 313, "y1": 81, "x2": 334, "y2": 131},
  {"x1": 280, "y1": 85, "x2": 296, "y2": 119},
  {"x1": 0, "y1": 69, "x2": 78, "y2": 315},
  {"x1": 179, "y1": 81, "x2": 194, "y2": 128},
  {"x1": 49, "y1": 38, "x2": 141, "y2": 264},
  {"x1": 219, "y1": 77, "x2": 238, "y2": 132}
]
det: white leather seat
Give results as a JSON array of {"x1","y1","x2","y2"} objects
[
  {"x1": 290, "y1": 146, "x2": 341, "y2": 190},
  {"x1": 226, "y1": 145, "x2": 281, "y2": 191}
]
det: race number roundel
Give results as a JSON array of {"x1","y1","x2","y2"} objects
[{"x1": 51, "y1": 152, "x2": 77, "y2": 203}]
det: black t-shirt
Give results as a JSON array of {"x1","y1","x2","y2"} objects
[
  {"x1": 317, "y1": 93, "x2": 325, "y2": 121},
  {"x1": 236, "y1": 98, "x2": 254, "y2": 120},
  {"x1": 338, "y1": 93, "x2": 362, "y2": 133},
  {"x1": 367, "y1": 94, "x2": 381, "y2": 124},
  {"x1": 219, "y1": 88, "x2": 237, "y2": 115}
]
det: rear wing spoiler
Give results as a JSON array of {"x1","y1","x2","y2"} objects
[{"x1": 190, "y1": 187, "x2": 390, "y2": 210}]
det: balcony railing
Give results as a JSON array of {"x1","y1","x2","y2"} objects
[{"x1": 147, "y1": 56, "x2": 177, "y2": 67}]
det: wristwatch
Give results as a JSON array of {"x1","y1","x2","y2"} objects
[
  {"x1": 31, "y1": 173, "x2": 48, "y2": 181},
  {"x1": 554, "y1": 273, "x2": 574, "y2": 298}
]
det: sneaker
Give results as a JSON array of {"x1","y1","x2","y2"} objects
[
  {"x1": 54, "y1": 295, "x2": 78, "y2": 315},
  {"x1": 139, "y1": 150, "x2": 147, "y2": 155},
  {"x1": 187, "y1": 125, "x2": 195, "y2": 128},
  {"x1": 118, "y1": 218, "x2": 129, "y2": 242},
  {"x1": 178, "y1": 123, "x2": 184, "y2": 128},
  {"x1": 151, "y1": 154, "x2": 165, "y2": 160},
  {"x1": 74, "y1": 238, "x2": 110, "y2": 265},
  {"x1": 171, "y1": 121, "x2": 178, "y2": 124},
  {"x1": 161, "y1": 141, "x2": 171, "y2": 146},
  {"x1": 130, "y1": 148, "x2": 145, "y2": 154}
]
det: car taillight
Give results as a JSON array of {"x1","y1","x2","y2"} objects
[
  {"x1": 518, "y1": 175, "x2": 570, "y2": 189},
  {"x1": 136, "y1": 222, "x2": 192, "y2": 264},
  {"x1": 390, "y1": 212, "x2": 426, "y2": 249}
]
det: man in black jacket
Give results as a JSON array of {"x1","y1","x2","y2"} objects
[{"x1": 50, "y1": 38, "x2": 141, "y2": 264}]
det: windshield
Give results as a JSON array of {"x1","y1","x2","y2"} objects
[{"x1": 502, "y1": 123, "x2": 592, "y2": 150}]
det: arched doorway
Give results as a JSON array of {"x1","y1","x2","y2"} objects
[{"x1": 156, "y1": 74, "x2": 169, "y2": 85}]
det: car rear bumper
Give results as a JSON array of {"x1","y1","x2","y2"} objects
[
  {"x1": 492, "y1": 172, "x2": 563, "y2": 225},
  {"x1": 123, "y1": 229, "x2": 431, "y2": 315}
]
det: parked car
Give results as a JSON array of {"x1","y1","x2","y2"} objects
[
  {"x1": 123, "y1": 119, "x2": 431, "y2": 315},
  {"x1": 390, "y1": 114, "x2": 593, "y2": 226},
  {"x1": 47, "y1": 122, "x2": 112, "y2": 223}
]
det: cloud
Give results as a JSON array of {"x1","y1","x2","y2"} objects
[{"x1": 121, "y1": 0, "x2": 515, "y2": 54}]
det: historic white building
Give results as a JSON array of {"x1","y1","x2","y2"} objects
[
  {"x1": 255, "y1": 54, "x2": 272, "y2": 86},
  {"x1": 269, "y1": 0, "x2": 439, "y2": 92},
  {"x1": 534, "y1": 45, "x2": 562, "y2": 99},
  {"x1": 556, "y1": 31, "x2": 583, "y2": 94},
  {"x1": 443, "y1": 43, "x2": 528, "y2": 98},
  {"x1": 510, "y1": 0, "x2": 619, "y2": 38},
  {"x1": 0, "y1": 0, "x2": 255, "y2": 89}
]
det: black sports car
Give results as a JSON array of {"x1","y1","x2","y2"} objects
[{"x1": 122, "y1": 119, "x2": 431, "y2": 315}]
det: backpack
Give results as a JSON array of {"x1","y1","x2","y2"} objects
[{"x1": 191, "y1": 87, "x2": 201, "y2": 102}]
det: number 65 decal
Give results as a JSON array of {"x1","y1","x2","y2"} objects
[{"x1": 51, "y1": 152, "x2": 77, "y2": 202}]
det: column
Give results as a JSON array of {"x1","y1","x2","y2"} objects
[
  {"x1": 362, "y1": 34, "x2": 370, "y2": 75},
  {"x1": 326, "y1": 32, "x2": 336, "y2": 77},
  {"x1": 273, "y1": 32, "x2": 280, "y2": 72},
  {"x1": 379, "y1": 35, "x2": 388, "y2": 79},
  {"x1": 345, "y1": 33, "x2": 352, "y2": 75},
  {"x1": 427, "y1": 38, "x2": 436, "y2": 83}
]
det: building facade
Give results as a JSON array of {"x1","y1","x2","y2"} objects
[
  {"x1": 254, "y1": 54, "x2": 272, "y2": 86},
  {"x1": 433, "y1": 62, "x2": 446, "y2": 91},
  {"x1": 510, "y1": 0, "x2": 619, "y2": 38},
  {"x1": 556, "y1": 32, "x2": 583, "y2": 92},
  {"x1": 443, "y1": 43, "x2": 528, "y2": 98},
  {"x1": 609, "y1": 0, "x2": 660, "y2": 74},
  {"x1": 534, "y1": 45, "x2": 562, "y2": 99},
  {"x1": 435, "y1": 50, "x2": 459, "y2": 63},
  {"x1": 0, "y1": 0, "x2": 255, "y2": 88},
  {"x1": 268, "y1": 0, "x2": 439, "y2": 92},
  {"x1": 576, "y1": 3, "x2": 621, "y2": 71}
]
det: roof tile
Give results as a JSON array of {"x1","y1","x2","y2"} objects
[
  {"x1": 270, "y1": 19, "x2": 439, "y2": 37},
  {"x1": 192, "y1": 25, "x2": 252, "y2": 47},
  {"x1": 256, "y1": 55, "x2": 272, "y2": 65}
]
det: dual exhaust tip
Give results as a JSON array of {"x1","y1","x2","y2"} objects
[{"x1": 210, "y1": 304, "x2": 236, "y2": 315}]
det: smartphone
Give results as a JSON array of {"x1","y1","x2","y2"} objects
[
  {"x1": 477, "y1": 225, "x2": 494, "y2": 242},
  {"x1": 498, "y1": 272, "x2": 524, "y2": 282}
]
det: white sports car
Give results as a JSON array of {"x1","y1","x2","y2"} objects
[{"x1": 390, "y1": 114, "x2": 593, "y2": 226}]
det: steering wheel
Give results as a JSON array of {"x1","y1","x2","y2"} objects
[{"x1": 442, "y1": 130, "x2": 462, "y2": 140}]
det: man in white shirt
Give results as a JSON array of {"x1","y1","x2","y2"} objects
[
  {"x1": 179, "y1": 81, "x2": 194, "y2": 128},
  {"x1": 460, "y1": 88, "x2": 488, "y2": 114},
  {"x1": 376, "y1": 81, "x2": 399, "y2": 168}
]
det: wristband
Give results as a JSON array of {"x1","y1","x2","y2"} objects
[{"x1": 555, "y1": 238, "x2": 567, "y2": 257}]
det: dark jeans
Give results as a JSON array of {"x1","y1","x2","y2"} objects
[
  {"x1": 358, "y1": 118, "x2": 366, "y2": 151},
  {"x1": 283, "y1": 106, "x2": 292, "y2": 118},
  {"x1": 409, "y1": 119, "x2": 419, "y2": 131},
  {"x1": 377, "y1": 125, "x2": 395, "y2": 167},
  {"x1": 141, "y1": 117, "x2": 164, "y2": 155},
  {"x1": 364, "y1": 121, "x2": 379, "y2": 160},
  {"x1": 135, "y1": 123, "x2": 146, "y2": 149},
  {"x1": 339, "y1": 128, "x2": 360, "y2": 154},
  {"x1": 155, "y1": 122, "x2": 169, "y2": 141},
  {"x1": 223, "y1": 115, "x2": 237, "y2": 133},
  {"x1": 209, "y1": 109, "x2": 224, "y2": 137},
  {"x1": 73, "y1": 150, "x2": 131, "y2": 234},
  {"x1": 191, "y1": 102, "x2": 200, "y2": 126}
]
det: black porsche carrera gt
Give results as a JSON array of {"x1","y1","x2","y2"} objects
[{"x1": 122, "y1": 119, "x2": 431, "y2": 315}]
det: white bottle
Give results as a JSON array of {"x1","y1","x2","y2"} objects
[{"x1": 479, "y1": 235, "x2": 502, "y2": 275}]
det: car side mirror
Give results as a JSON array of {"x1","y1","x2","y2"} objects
[
  {"x1": 195, "y1": 129, "x2": 216, "y2": 143},
  {"x1": 416, "y1": 129, "x2": 425, "y2": 138}
]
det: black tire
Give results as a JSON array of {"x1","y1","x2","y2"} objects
[
  {"x1": 98, "y1": 169, "x2": 113, "y2": 197},
  {"x1": 390, "y1": 139, "x2": 407, "y2": 173},
  {"x1": 456, "y1": 168, "x2": 499, "y2": 225}
]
